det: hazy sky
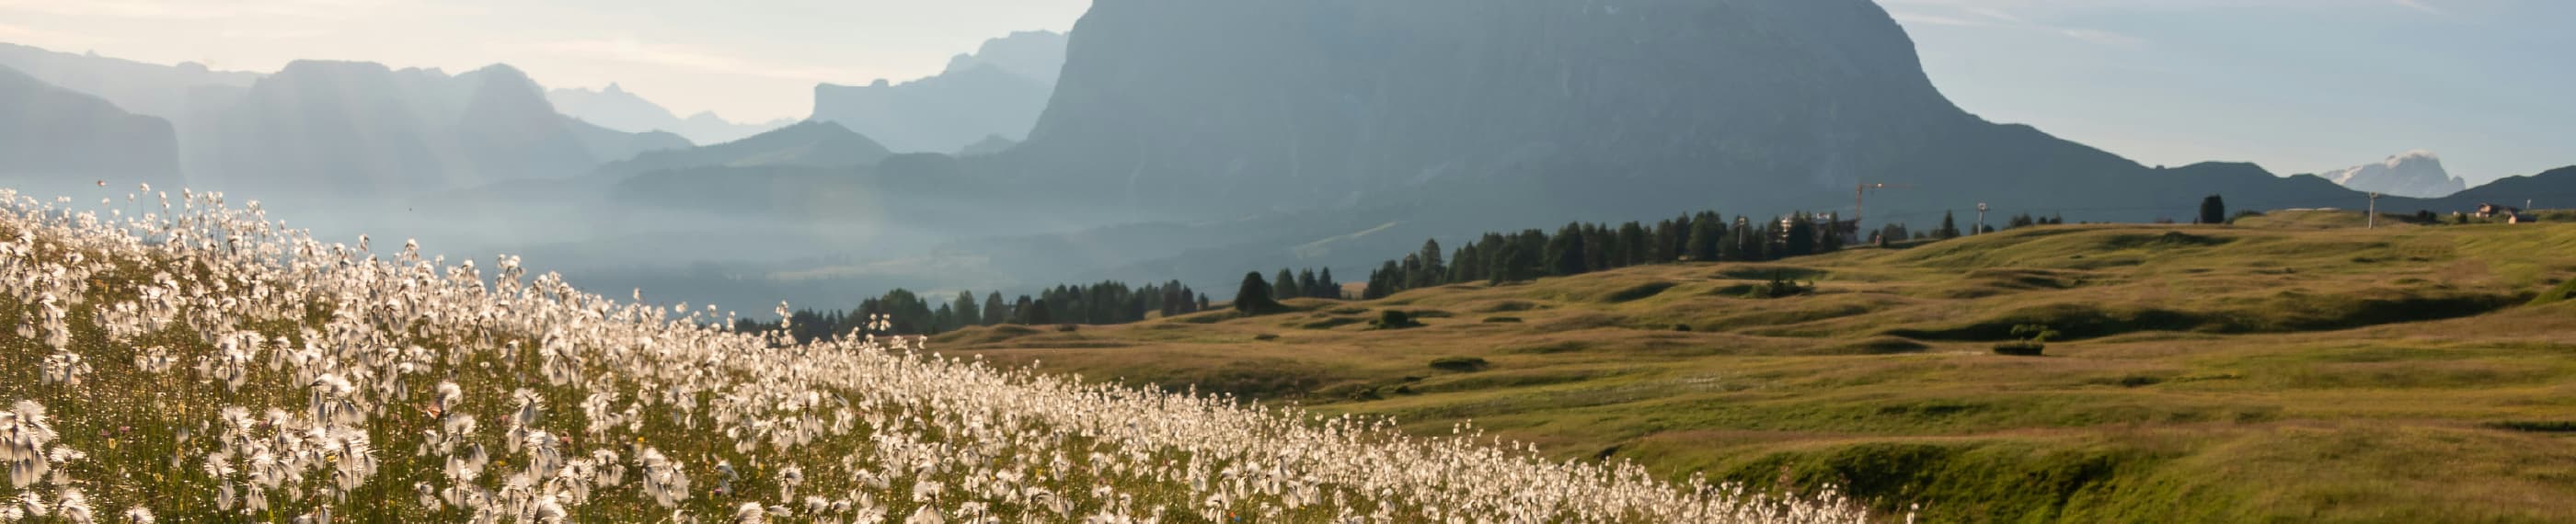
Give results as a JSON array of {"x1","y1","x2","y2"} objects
[
  {"x1": 0, "y1": 0, "x2": 1090, "y2": 121},
  {"x1": 1883, "y1": 0, "x2": 2573, "y2": 183},
  {"x1": 1, "y1": 0, "x2": 2565, "y2": 183}
]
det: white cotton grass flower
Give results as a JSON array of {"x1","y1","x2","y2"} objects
[
  {"x1": 120, "y1": 507, "x2": 151, "y2": 524},
  {"x1": 0, "y1": 189, "x2": 1887, "y2": 524},
  {"x1": 52, "y1": 488, "x2": 89, "y2": 524},
  {"x1": 2, "y1": 402, "x2": 55, "y2": 488}
]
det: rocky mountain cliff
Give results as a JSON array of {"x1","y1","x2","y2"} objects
[
  {"x1": 0, "y1": 65, "x2": 180, "y2": 183},
  {"x1": 998, "y1": 0, "x2": 2362, "y2": 226},
  {"x1": 0, "y1": 42, "x2": 260, "y2": 125},
  {"x1": 811, "y1": 30, "x2": 1064, "y2": 154},
  {"x1": 196, "y1": 62, "x2": 683, "y2": 196},
  {"x1": 2314, "y1": 150, "x2": 2467, "y2": 199}
]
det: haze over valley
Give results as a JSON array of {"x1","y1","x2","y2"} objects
[{"x1": 2, "y1": 1, "x2": 2572, "y2": 521}]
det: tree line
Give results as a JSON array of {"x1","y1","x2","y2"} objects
[
  {"x1": 740, "y1": 279, "x2": 1213, "y2": 340},
  {"x1": 753, "y1": 206, "x2": 2068, "y2": 336},
  {"x1": 1360, "y1": 211, "x2": 1860, "y2": 299}
]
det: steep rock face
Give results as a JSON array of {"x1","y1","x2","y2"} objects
[
  {"x1": 199, "y1": 62, "x2": 671, "y2": 196},
  {"x1": 1003, "y1": 0, "x2": 2355, "y2": 224},
  {"x1": 0, "y1": 65, "x2": 181, "y2": 183},
  {"x1": 0, "y1": 42, "x2": 260, "y2": 123},
  {"x1": 810, "y1": 30, "x2": 1064, "y2": 154},
  {"x1": 2316, "y1": 151, "x2": 2467, "y2": 199}
]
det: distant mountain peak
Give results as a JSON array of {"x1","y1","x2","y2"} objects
[
  {"x1": 2318, "y1": 150, "x2": 2467, "y2": 198},
  {"x1": 547, "y1": 84, "x2": 789, "y2": 144},
  {"x1": 810, "y1": 28, "x2": 1064, "y2": 154}
]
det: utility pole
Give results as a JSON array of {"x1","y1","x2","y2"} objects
[
  {"x1": 2367, "y1": 192, "x2": 2381, "y2": 229},
  {"x1": 1976, "y1": 203, "x2": 1989, "y2": 235},
  {"x1": 1854, "y1": 182, "x2": 1909, "y2": 232}
]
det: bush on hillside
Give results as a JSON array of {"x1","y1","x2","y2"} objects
[
  {"x1": 1373, "y1": 310, "x2": 1426, "y2": 329},
  {"x1": 1430, "y1": 356, "x2": 1491, "y2": 372},
  {"x1": 1746, "y1": 271, "x2": 1816, "y2": 299},
  {"x1": 1993, "y1": 324, "x2": 2059, "y2": 356}
]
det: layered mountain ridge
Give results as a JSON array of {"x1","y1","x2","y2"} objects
[
  {"x1": 2315, "y1": 150, "x2": 2467, "y2": 199},
  {"x1": 547, "y1": 83, "x2": 794, "y2": 145},
  {"x1": 0, "y1": 65, "x2": 181, "y2": 183},
  {"x1": 811, "y1": 30, "x2": 1065, "y2": 154}
]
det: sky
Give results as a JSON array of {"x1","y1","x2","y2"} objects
[
  {"x1": 1880, "y1": 0, "x2": 2575, "y2": 184},
  {"x1": 0, "y1": 0, "x2": 1091, "y2": 121},
  {"x1": 0, "y1": 0, "x2": 2565, "y2": 184}
]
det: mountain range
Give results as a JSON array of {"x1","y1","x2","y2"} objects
[
  {"x1": 995, "y1": 0, "x2": 2368, "y2": 227},
  {"x1": 0, "y1": 65, "x2": 180, "y2": 183},
  {"x1": 2312, "y1": 150, "x2": 2467, "y2": 199},
  {"x1": 810, "y1": 30, "x2": 1065, "y2": 154},
  {"x1": 191, "y1": 61, "x2": 689, "y2": 196},
  {"x1": 547, "y1": 83, "x2": 794, "y2": 145}
]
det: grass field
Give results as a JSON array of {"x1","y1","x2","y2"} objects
[{"x1": 933, "y1": 211, "x2": 2576, "y2": 523}]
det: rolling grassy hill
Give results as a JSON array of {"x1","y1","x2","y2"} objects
[
  {"x1": 933, "y1": 210, "x2": 2576, "y2": 523},
  {"x1": 0, "y1": 191, "x2": 1877, "y2": 522}
]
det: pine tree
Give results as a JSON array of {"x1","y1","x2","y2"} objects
[
  {"x1": 1937, "y1": 211, "x2": 1961, "y2": 239},
  {"x1": 1685, "y1": 217, "x2": 1722, "y2": 262},
  {"x1": 1818, "y1": 212, "x2": 1845, "y2": 253},
  {"x1": 1298, "y1": 268, "x2": 1320, "y2": 299},
  {"x1": 1547, "y1": 223, "x2": 1588, "y2": 277},
  {"x1": 982, "y1": 292, "x2": 1006, "y2": 325},
  {"x1": 1236, "y1": 271, "x2": 1278, "y2": 313},
  {"x1": 953, "y1": 290, "x2": 981, "y2": 327},
  {"x1": 1417, "y1": 239, "x2": 1444, "y2": 287},
  {"x1": 2199, "y1": 194, "x2": 2227, "y2": 224},
  {"x1": 1008, "y1": 296, "x2": 1033, "y2": 325},
  {"x1": 1783, "y1": 212, "x2": 1816, "y2": 257},
  {"x1": 1275, "y1": 268, "x2": 1299, "y2": 300},
  {"x1": 1650, "y1": 219, "x2": 1679, "y2": 264},
  {"x1": 1029, "y1": 299, "x2": 1053, "y2": 325}
]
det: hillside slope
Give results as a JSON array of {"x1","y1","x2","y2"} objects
[
  {"x1": 937, "y1": 213, "x2": 2576, "y2": 522},
  {"x1": 0, "y1": 188, "x2": 1873, "y2": 523},
  {"x1": 0, "y1": 66, "x2": 180, "y2": 183}
]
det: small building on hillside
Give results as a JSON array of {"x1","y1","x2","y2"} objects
[{"x1": 2476, "y1": 203, "x2": 2523, "y2": 219}]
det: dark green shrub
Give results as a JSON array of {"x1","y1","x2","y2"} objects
[
  {"x1": 1429, "y1": 356, "x2": 1490, "y2": 372},
  {"x1": 1994, "y1": 324, "x2": 2058, "y2": 356},
  {"x1": 1373, "y1": 310, "x2": 1426, "y2": 329},
  {"x1": 1745, "y1": 271, "x2": 1815, "y2": 299},
  {"x1": 2486, "y1": 420, "x2": 2576, "y2": 433}
]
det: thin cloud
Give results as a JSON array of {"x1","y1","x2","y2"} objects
[
  {"x1": 1884, "y1": 3, "x2": 2146, "y2": 49},
  {"x1": 0, "y1": 21, "x2": 108, "y2": 50},
  {"x1": 535, "y1": 39, "x2": 892, "y2": 84},
  {"x1": 0, "y1": 0, "x2": 431, "y2": 21}
]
